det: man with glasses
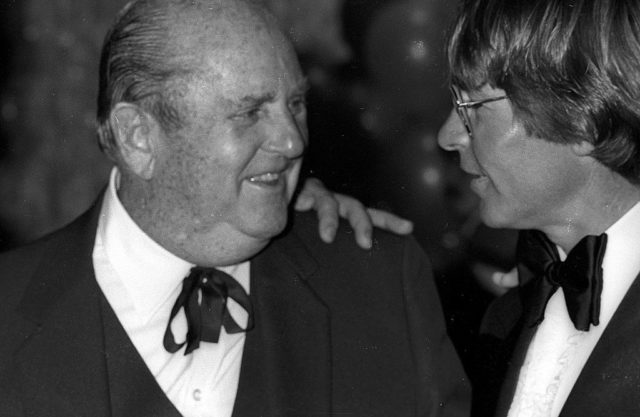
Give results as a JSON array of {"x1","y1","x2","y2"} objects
[{"x1": 438, "y1": 0, "x2": 640, "y2": 416}]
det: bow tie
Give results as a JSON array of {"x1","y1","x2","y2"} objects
[
  {"x1": 163, "y1": 266, "x2": 254, "y2": 355},
  {"x1": 517, "y1": 230, "x2": 607, "y2": 331}
]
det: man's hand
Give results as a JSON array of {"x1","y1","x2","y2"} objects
[
  {"x1": 492, "y1": 267, "x2": 518, "y2": 290},
  {"x1": 295, "y1": 178, "x2": 413, "y2": 249},
  {"x1": 472, "y1": 263, "x2": 518, "y2": 296}
]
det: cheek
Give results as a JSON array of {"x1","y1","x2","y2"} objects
[
  {"x1": 497, "y1": 148, "x2": 582, "y2": 212},
  {"x1": 158, "y1": 140, "x2": 235, "y2": 215},
  {"x1": 179, "y1": 127, "x2": 258, "y2": 177}
]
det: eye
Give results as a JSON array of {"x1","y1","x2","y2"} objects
[
  {"x1": 289, "y1": 94, "x2": 307, "y2": 116},
  {"x1": 231, "y1": 106, "x2": 263, "y2": 124}
]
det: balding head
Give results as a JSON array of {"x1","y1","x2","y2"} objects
[{"x1": 96, "y1": 0, "x2": 278, "y2": 158}]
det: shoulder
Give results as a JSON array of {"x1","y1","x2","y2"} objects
[
  {"x1": 276, "y1": 212, "x2": 435, "y2": 307},
  {"x1": 0, "y1": 235, "x2": 57, "y2": 312},
  {"x1": 287, "y1": 211, "x2": 429, "y2": 269},
  {"x1": 280, "y1": 214, "x2": 469, "y2": 414},
  {"x1": 0, "y1": 198, "x2": 102, "y2": 318}
]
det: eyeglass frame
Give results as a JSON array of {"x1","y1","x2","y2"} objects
[{"x1": 450, "y1": 85, "x2": 508, "y2": 138}]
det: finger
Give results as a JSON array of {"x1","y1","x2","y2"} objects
[
  {"x1": 472, "y1": 262, "x2": 510, "y2": 296},
  {"x1": 492, "y1": 267, "x2": 519, "y2": 289},
  {"x1": 315, "y1": 196, "x2": 340, "y2": 243},
  {"x1": 293, "y1": 192, "x2": 314, "y2": 211},
  {"x1": 293, "y1": 178, "x2": 339, "y2": 242},
  {"x1": 335, "y1": 194, "x2": 373, "y2": 249},
  {"x1": 366, "y1": 208, "x2": 414, "y2": 235},
  {"x1": 293, "y1": 177, "x2": 324, "y2": 211}
]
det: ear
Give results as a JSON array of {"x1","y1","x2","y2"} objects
[
  {"x1": 109, "y1": 103, "x2": 161, "y2": 180},
  {"x1": 571, "y1": 140, "x2": 595, "y2": 157}
]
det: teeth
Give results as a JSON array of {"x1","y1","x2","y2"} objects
[{"x1": 249, "y1": 172, "x2": 280, "y2": 182}]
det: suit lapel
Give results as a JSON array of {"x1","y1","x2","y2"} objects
[
  {"x1": 14, "y1": 200, "x2": 112, "y2": 417},
  {"x1": 494, "y1": 279, "x2": 544, "y2": 417},
  {"x1": 14, "y1": 197, "x2": 180, "y2": 417},
  {"x1": 561, "y1": 271, "x2": 640, "y2": 416},
  {"x1": 495, "y1": 272, "x2": 640, "y2": 417},
  {"x1": 493, "y1": 322, "x2": 537, "y2": 417},
  {"x1": 233, "y1": 230, "x2": 332, "y2": 417}
]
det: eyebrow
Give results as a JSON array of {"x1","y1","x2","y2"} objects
[
  {"x1": 232, "y1": 77, "x2": 311, "y2": 107},
  {"x1": 234, "y1": 92, "x2": 276, "y2": 108}
]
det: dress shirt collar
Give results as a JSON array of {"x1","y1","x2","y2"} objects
[
  {"x1": 599, "y1": 201, "x2": 640, "y2": 322},
  {"x1": 99, "y1": 167, "x2": 247, "y2": 325}
]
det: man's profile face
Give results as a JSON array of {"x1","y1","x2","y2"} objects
[
  {"x1": 149, "y1": 12, "x2": 308, "y2": 252},
  {"x1": 437, "y1": 84, "x2": 590, "y2": 231}
]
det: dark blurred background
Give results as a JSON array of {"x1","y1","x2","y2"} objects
[{"x1": 0, "y1": 0, "x2": 517, "y2": 373}]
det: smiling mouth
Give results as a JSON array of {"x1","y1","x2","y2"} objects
[{"x1": 248, "y1": 172, "x2": 283, "y2": 185}]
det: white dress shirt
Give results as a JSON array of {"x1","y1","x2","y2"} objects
[
  {"x1": 92, "y1": 168, "x2": 250, "y2": 417},
  {"x1": 508, "y1": 202, "x2": 640, "y2": 417}
]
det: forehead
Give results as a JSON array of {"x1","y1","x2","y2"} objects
[{"x1": 167, "y1": 5, "x2": 304, "y2": 99}]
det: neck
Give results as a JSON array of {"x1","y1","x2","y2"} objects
[{"x1": 541, "y1": 173, "x2": 640, "y2": 252}]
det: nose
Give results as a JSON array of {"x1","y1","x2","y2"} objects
[
  {"x1": 437, "y1": 109, "x2": 470, "y2": 152},
  {"x1": 263, "y1": 109, "x2": 307, "y2": 159}
]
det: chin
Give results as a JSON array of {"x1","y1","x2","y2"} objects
[{"x1": 478, "y1": 203, "x2": 518, "y2": 230}]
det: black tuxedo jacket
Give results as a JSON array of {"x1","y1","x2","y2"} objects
[
  {"x1": 0, "y1": 198, "x2": 469, "y2": 417},
  {"x1": 474, "y1": 269, "x2": 640, "y2": 417}
]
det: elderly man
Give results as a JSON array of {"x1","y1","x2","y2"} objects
[
  {"x1": 438, "y1": 0, "x2": 640, "y2": 416},
  {"x1": 0, "y1": 1, "x2": 469, "y2": 416}
]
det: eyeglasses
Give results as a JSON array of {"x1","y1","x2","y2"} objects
[{"x1": 450, "y1": 85, "x2": 507, "y2": 138}]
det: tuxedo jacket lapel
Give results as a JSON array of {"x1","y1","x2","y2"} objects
[
  {"x1": 560, "y1": 271, "x2": 640, "y2": 416},
  {"x1": 489, "y1": 271, "x2": 640, "y2": 417},
  {"x1": 485, "y1": 279, "x2": 544, "y2": 417},
  {"x1": 493, "y1": 319, "x2": 536, "y2": 417},
  {"x1": 233, "y1": 230, "x2": 332, "y2": 417}
]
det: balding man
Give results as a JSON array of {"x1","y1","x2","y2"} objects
[{"x1": 0, "y1": 1, "x2": 468, "y2": 416}]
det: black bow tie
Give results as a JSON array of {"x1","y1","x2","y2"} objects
[
  {"x1": 517, "y1": 230, "x2": 607, "y2": 331},
  {"x1": 163, "y1": 266, "x2": 254, "y2": 355}
]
